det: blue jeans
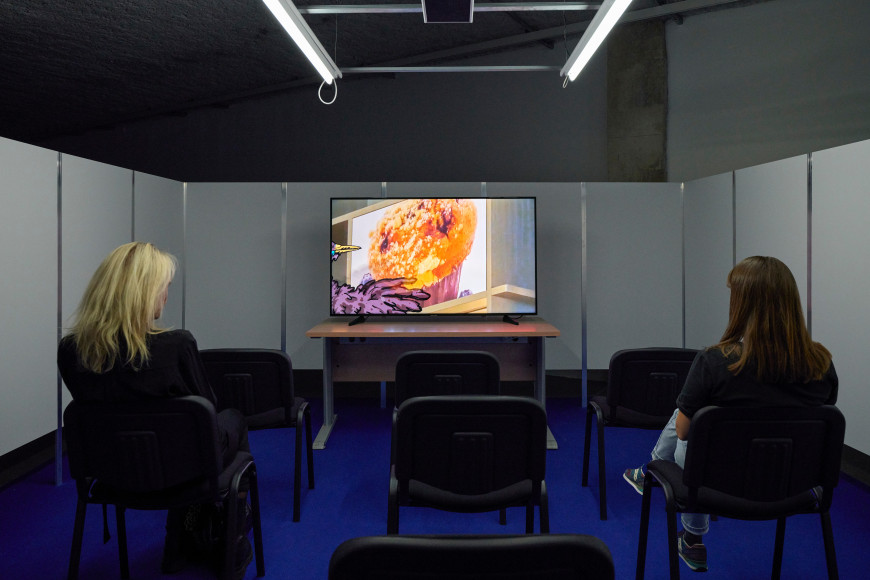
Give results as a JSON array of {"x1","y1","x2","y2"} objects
[{"x1": 650, "y1": 409, "x2": 710, "y2": 536}]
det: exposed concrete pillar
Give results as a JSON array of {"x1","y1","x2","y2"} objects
[{"x1": 607, "y1": 19, "x2": 668, "y2": 182}]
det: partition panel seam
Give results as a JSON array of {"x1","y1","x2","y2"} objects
[
  {"x1": 807, "y1": 153, "x2": 813, "y2": 336},
  {"x1": 182, "y1": 182, "x2": 187, "y2": 330},
  {"x1": 681, "y1": 182, "x2": 686, "y2": 349},
  {"x1": 580, "y1": 182, "x2": 588, "y2": 406},
  {"x1": 731, "y1": 170, "x2": 737, "y2": 267},
  {"x1": 55, "y1": 152, "x2": 63, "y2": 486},
  {"x1": 281, "y1": 182, "x2": 288, "y2": 352}
]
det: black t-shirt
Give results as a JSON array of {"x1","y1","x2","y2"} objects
[
  {"x1": 58, "y1": 329, "x2": 216, "y2": 404},
  {"x1": 676, "y1": 347, "x2": 838, "y2": 418}
]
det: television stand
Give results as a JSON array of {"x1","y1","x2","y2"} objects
[
  {"x1": 348, "y1": 315, "x2": 367, "y2": 326},
  {"x1": 307, "y1": 317, "x2": 560, "y2": 450},
  {"x1": 502, "y1": 314, "x2": 520, "y2": 325}
]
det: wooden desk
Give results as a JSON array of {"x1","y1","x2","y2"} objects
[{"x1": 306, "y1": 317, "x2": 561, "y2": 449}]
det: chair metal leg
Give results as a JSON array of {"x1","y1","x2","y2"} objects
[
  {"x1": 293, "y1": 418, "x2": 303, "y2": 522},
  {"x1": 68, "y1": 500, "x2": 87, "y2": 580},
  {"x1": 249, "y1": 467, "x2": 266, "y2": 577},
  {"x1": 596, "y1": 409, "x2": 607, "y2": 520},
  {"x1": 539, "y1": 481, "x2": 550, "y2": 534},
  {"x1": 582, "y1": 404, "x2": 594, "y2": 486},
  {"x1": 116, "y1": 506, "x2": 130, "y2": 579},
  {"x1": 772, "y1": 516, "x2": 786, "y2": 580},
  {"x1": 820, "y1": 511, "x2": 839, "y2": 580},
  {"x1": 304, "y1": 404, "x2": 315, "y2": 489},
  {"x1": 387, "y1": 467, "x2": 399, "y2": 534},
  {"x1": 635, "y1": 477, "x2": 652, "y2": 580},
  {"x1": 666, "y1": 508, "x2": 680, "y2": 580},
  {"x1": 525, "y1": 501, "x2": 534, "y2": 533}
]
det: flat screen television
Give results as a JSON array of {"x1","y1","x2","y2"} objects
[{"x1": 331, "y1": 197, "x2": 537, "y2": 320}]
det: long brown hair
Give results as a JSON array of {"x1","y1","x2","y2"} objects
[
  {"x1": 67, "y1": 242, "x2": 176, "y2": 372},
  {"x1": 714, "y1": 256, "x2": 831, "y2": 383}
]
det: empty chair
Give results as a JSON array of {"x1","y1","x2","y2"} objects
[
  {"x1": 63, "y1": 395, "x2": 265, "y2": 580},
  {"x1": 392, "y1": 350, "x2": 500, "y2": 458},
  {"x1": 582, "y1": 347, "x2": 699, "y2": 519},
  {"x1": 394, "y1": 350, "x2": 501, "y2": 405},
  {"x1": 329, "y1": 534, "x2": 615, "y2": 579},
  {"x1": 389, "y1": 395, "x2": 549, "y2": 534},
  {"x1": 635, "y1": 405, "x2": 845, "y2": 579},
  {"x1": 200, "y1": 348, "x2": 314, "y2": 522}
]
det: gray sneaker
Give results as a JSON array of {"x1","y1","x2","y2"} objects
[
  {"x1": 677, "y1": 530, "x2": 708, "y2": 572},
  {"x1": 623, "y1": 467, "x2": 645, "y2": 495}
]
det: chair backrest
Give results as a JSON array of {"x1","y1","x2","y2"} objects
[
  {"x1": 395, "y1": 350, "x2": 500, "y2": 407},
  {"x1": 200, "y1": 348, "x2": 294, "y2": 429},
  {"x1": 63, "y1": 396, "x2": 222, "y2": 497},
  {"x1": 683, "y1": 405, "x2": 846, "y2": 514},
  {"x1": 606, "y1": 347, "x2": 699, "y2": 427},
  {"x1": 394, "y1": 396, "x2": 546, "y2": 496},
  {"x1": 328, "y1": 534, "x2": 615, "y2": 580}
]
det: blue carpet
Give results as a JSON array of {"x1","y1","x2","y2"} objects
[{"x1": 2, "y1": 397, "x2": 869, "y2": 579}]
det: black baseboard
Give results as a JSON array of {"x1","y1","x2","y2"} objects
[{"x1": 0, "y1": 431, "x2": 57, "y2": 491}]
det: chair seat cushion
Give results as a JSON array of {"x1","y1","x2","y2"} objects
[
  {"x1": 245, "y1": 396, "x2": 307, "y2": 429},
  {"x1": 647, "y1": 459, "x2": 821, "y2": 520},
  {"x1": 88, "y1": 451, "x2": 254, "y2": 510},
  {"x1": 591, "y1": 396, "x2": 672, "y2": 430},
  {"x1": 408, "y1": 478, "x2": 535, "y2": 513}
]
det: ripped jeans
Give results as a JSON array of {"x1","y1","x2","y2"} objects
[{"x1": 650, "y1": 409, "x2": 710, "y2": 536}]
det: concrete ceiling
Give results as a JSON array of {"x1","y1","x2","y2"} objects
[{"x1": 0, "y1": 0, "x2": 766, "y2": 145}]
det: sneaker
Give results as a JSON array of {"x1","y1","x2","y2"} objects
[
  {"x1": 676, "y1": 530, "x2": 708, "y2": 572},
  {"x1": 623, "y1": 467, "x2": 645, "y2": 495}
]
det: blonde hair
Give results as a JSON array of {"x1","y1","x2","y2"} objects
[
  {"x1": 714, "y1": 256, "x2": 831, "y2": 383},
  {"x1": 68, "y1": 242, "x2": 177, "y2": 373}
]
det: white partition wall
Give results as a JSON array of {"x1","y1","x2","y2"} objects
[
  {"x1": 584, "y1": 183, "x2": 684, "y2": 369},
  {"x1": 133, "y1": 172, "x2": 184, "y2": 330},
  {"x1": 60, "y1": 155, "x2": 134, "y2": 411},
  {"x1": 488, "y1": 182, "x2": 582, "y2": 370},
  {"x1": 286, "y1": 182, "x2": 384, "y2": 369},
  {"x1": 185, "y1": 182, "x2": 283, "y2": 349},
  {"x1": 684, "y1": 173, "x2": 734, "y2": 349},
  {"x1": 812, "y1": 140, "x2": 870, "y2": 455},
  {"x1": 735, "y1": 156, "x2": 809, "y2": 314},
  {"x1": 0, "y1": 139, "x2": 59, "y2": 455}
]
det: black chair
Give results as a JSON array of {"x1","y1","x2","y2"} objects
[
  {"x1": 64, "y1": 396, "x2": 265, "y2": 580},
  {"x1": 394, "y1": 350, "x2": 501, "y2": 405},
  {"x1": 200, "y1": 348, "x2": 314, "y2": 522},
  {"x1": 392, "y1": 350, "x2": 500, "y2": 459},
  {"x1": 389, "y1": 395, "x2": 549, "y2": 534},
  {"x1": 329, "y1": 534, "x2": 615, "y2": 579},
  {"x1": 582, "y1": 347, "x2": 699, "y2": 519},
  {"x1": 636, "y1": 405, "x2": 846, "y2": 580}
]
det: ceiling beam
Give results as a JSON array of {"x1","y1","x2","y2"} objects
[{"x1": 297, "y1": 3, "x2": 602, "y2": 15}]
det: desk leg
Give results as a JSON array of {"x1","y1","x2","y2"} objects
[
  {"x1": 314, "y1": 338, "x2": 337, "y2": 450},
  {"x1": 535, "y1": 337, "x2": 558, "y2": 450}
]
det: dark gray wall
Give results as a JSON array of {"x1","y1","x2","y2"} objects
[
  {"x1": 41, "y1": 47, "x2": 608, "y2": 183},
  {"x1": 667, "y1": 0, "x2": 870, "y2": 181}
]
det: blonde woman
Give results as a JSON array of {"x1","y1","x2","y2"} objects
[
  {"x1": 623, "y1": 256, "x2": 838, "y2": 573},
  {"x1": 57, "y1": 242, "x2": 251, "y2": 576}
]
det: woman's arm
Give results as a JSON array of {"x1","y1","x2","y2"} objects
[{"x1": 675, "y1": 410, "x2": 691, "y2": 440}]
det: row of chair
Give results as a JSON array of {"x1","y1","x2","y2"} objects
[{"x1": 63, "y1": 347, "x2": 846, "y2": 579}]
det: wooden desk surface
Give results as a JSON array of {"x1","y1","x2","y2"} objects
[{"x1": 306, "y1": 317, "x2": 560, "y2": 339}]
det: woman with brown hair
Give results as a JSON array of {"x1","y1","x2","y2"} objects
[
  {"x1": 57, "y1": 242, "x2": 251, "y2": 577},
  {"x1": 623, "y1": 256, "x2": 838, "y2": 572}
]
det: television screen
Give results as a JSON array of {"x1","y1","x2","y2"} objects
[{"x1": 331, "y1": 197, "x2": 537, "y2": 317}]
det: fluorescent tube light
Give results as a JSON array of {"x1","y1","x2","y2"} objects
[
  {"x1": 262, "y1": 0, "x2": 342, "y2": 84},
  {"x1": 560, "y1": 0, "x2": 633, "y2": 82}
]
